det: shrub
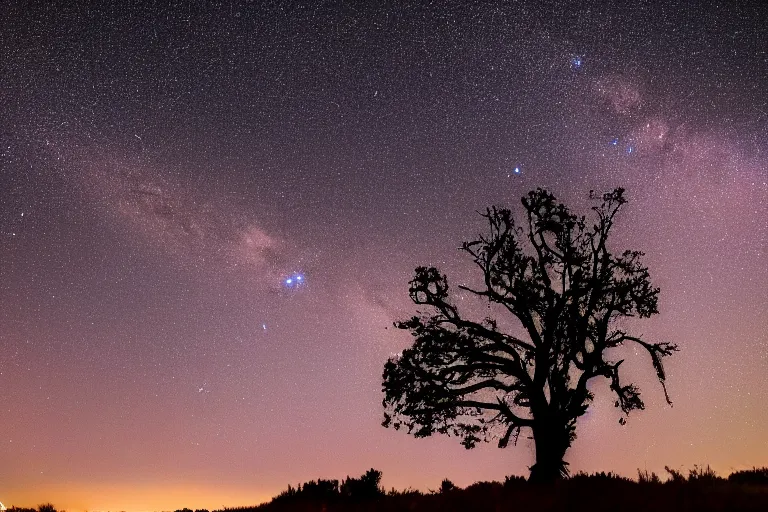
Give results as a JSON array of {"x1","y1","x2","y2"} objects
[
  {"x1": 299, "y1": 479, "x2": 340, "y2": 501},
  {"x1": 387, "y1": 487, "x2": 422, "y2": 498},
  {"x1": 688, "y1": 464, "x2": 723, "y2": 483},
  {"x1": 638, "y1": 469, "x2": 661, "y2": 484},
  {"x1": 664, "y1": 466, "x2": 686, "y2": 483},
  {"x1": 341, "y1": 468, "x2": 385, "y2": 501},
  {"x1": 439, "y1": 478, "x2": 457, "y2": 493},
  {"x1": 464, "y1": 480, "x2": 503, "y2": 493},
  {"x1": 272, "y1": 484, "x2": 299, "y2": 502},
  {"x1": 504, "y1": 474, "x2": 527, "y2": 487},
  {"x1": 728, "y1": 467, "x2": 768, "y2": 485},
  {"x1": 570, "y1": 471, "x2": 632, "y2": 483},
  {"x1": 271, "y1": 479, "x2": 340, "y2": 503}
]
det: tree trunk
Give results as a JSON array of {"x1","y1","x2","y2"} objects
[{"x1": 528, "y1": 419, "x2": 572, "y2": 483}]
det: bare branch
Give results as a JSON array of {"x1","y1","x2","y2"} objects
[{"x1": 621, "y1": 335, "x2": 679, "y2": 405}]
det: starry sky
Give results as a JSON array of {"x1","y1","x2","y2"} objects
[{"x1": 1, "y1": 1, "x2": 766, "y2": 510}]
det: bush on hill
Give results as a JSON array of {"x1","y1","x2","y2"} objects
[{"x1": 729, "y1": 467, "x2": 768, "y2": 485}]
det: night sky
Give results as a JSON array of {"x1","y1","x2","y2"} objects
[{"x1": 1, "y1": 2, "x2": 766, "y2": 510}]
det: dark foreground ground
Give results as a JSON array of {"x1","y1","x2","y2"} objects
[
  {"x1": 10, "y1": 467, "x2": 768, "y2": 512},
  {"x1": 219, "y1": 467, "x2": 768, "y2": 512}
]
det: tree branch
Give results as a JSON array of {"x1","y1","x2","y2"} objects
[{"x1": 620, "y1": 335, "x2": 678, "y2": 405}]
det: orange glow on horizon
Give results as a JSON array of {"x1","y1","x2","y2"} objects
[{"x1": 1, "y1": 482, "x2": 272, "y2": 512}]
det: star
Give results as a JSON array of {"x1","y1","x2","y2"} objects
[
  {"x1": 284, "y1": 273, "x2": 306, "y2": 289},
  {"x1": 570, "y1": 55, "x2": 584, "y2": 71}
]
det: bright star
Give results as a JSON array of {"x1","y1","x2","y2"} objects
[
  {"x1": 283, "y1": 273, "x2": 306, "y2": 289},
  {"x1": 570, "y1": 55, "x2": 584, "y2": 71}
]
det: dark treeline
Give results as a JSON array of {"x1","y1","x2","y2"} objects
[
  {"x1": 216, "y1": 466, "x2": 768, "y2": 512},
  {"x1": 9, "y1": 467, "x2": 768, "y2": 512}
]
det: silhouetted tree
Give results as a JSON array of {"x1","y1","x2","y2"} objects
[
  {"x1": 271, "y1": 479, "x2": 340, "y2": 504},
  {"x1": 297, "y1": 479, "x2": 341, "y2": 501},
  {"x1": 439, "y1": 478, "x2": 458, "y2": 493},
  {"x1": 383, "y1": 188, "x2": 678, "y2": 483},
  {"x1": 341, "y1": 468, "x2": 385, "y2": 501}
]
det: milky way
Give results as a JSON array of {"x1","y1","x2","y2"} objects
[{"x1": 1, "y1": 2, "x2": 766, "y2": 511}]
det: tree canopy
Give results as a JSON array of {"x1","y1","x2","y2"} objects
[{"x1": 382, "y1": 188, "x2": 678, "y2": 482}]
